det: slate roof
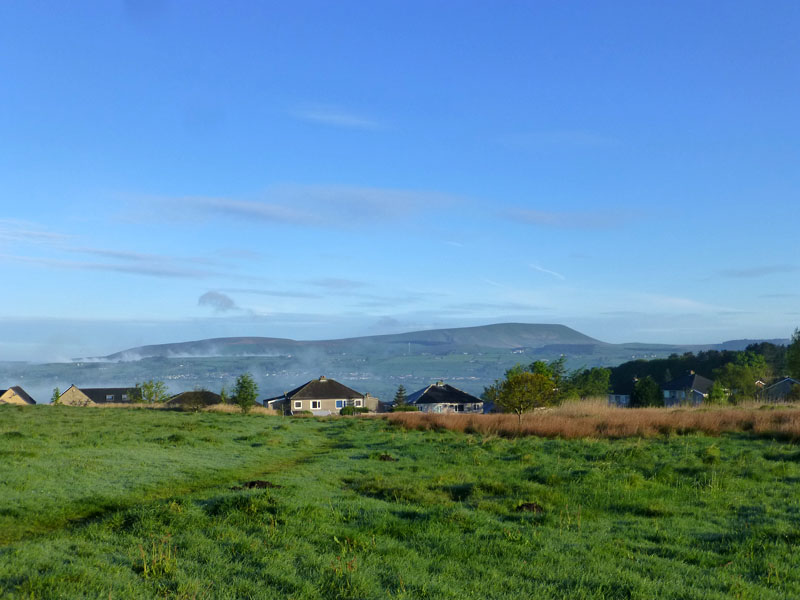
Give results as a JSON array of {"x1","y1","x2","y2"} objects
[
  {"x1": 0, "y1": 386, "x2": 36, "y2": 404},
  {"x1": 81, "y1": 387, "x2": 141, "y2": 404},
  {"x1": 166, "y1": 390, "x2": 221, "y2": 407},
  {"x1": 662, "y1": 373, "x2": 713, "y2": 394},
  {"x1": 266, "y1": 376, "x2": 364, "y2": 402},
  {"x1": 407, "y1": 381, "x2": 482, "y2": 405}
]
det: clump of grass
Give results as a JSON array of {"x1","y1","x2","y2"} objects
[{"x1": 386, "y1": 401, "x2": 800, "y2": 440}]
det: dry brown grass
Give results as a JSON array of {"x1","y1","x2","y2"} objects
[
  {"x1": 386, "y1": 399, "x2": 800, "y2": 441},
  {"x1": 66, "y1": 402, "x2": 278, "y2": 415}
]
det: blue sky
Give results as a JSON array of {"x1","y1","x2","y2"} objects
[{"x1": 1, "y1": 1, "x2": 798, "y2": 360}]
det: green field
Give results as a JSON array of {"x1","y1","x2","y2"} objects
[{"x1": 1, "y1": 406, "x2": 799, "y2": 599}]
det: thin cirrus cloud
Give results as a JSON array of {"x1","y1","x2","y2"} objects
[
  {"x1": 718, "y1": 265, "x2": 799, "y2": 279},
  {"x1": 175, "y1": 185, "x2": 458, "y2": 227},
  {"x1": 289, "y1": 105, "x2": 386, "y2": 130},
  {"x1": 0, "y1": 253, "x2": 222, "y2": 279},
  {"x1": 530, "y1": 264, "x2": 566, "y2": 281},
  {"x1": 0, "y1": 219, "x2": 69, "y2": 244}
]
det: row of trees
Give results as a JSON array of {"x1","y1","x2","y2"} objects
[{"x1": 482, "y1": 358, "x2": 612, "y2": 423}]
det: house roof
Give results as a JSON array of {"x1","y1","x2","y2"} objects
[
  {"x1": 0, "y1": 386, "x2": 36, "y2": 404},
  {"x1": 765, "y1": 377, "x2": 800, "y2": 391},
  {"x1": 662, "y1": 373, "x2": 713, "y2": 394},
  {"x1": 166, "y1": 390, "x2": 221, "y2": 407},
  {"x1": 266, "y1": 376, "x2": 364, "y2": 402},
  {"x1": 407, "y1": 381, "x2": 482, "y2": 405},
  {"x1": 79, "y1": 387, "x2": 141, "y2": 404}
]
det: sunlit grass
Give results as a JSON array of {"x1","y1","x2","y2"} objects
[{"x1": 1, "y1": 405, "x2": 799, "y2": 599}]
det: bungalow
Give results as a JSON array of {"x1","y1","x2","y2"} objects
[
  {"x1": 58, "y1": 385, "x2": 141, "y2": 406},
  {"x1": 265, "y1": 376, "x2": 378, "y2": 415},
  {"x1": 406, "y1": 381, "x2": 483, "y2": 414},
  {"x1": 662, "y1": 372, "x2": 713, "y2": 406},
  {"x1": 166, "y1": 390, "x2": 221, "y2": 410},
  {"x1": 0, "y1": 386, "x2": 36, "y2": 405},
  {"x1": 764, "y1": 377, "x2": 800, "y2": 402}
]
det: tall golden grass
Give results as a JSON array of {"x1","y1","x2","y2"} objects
[
  {"x1": 386, "y1": 399, "x2": 800, "y2": 441},
  {"x1": 72, "y1": 402, "x2": 278, "y2": 415}
]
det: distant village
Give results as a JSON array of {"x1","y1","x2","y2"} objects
[
  {"x1": 2, "y1": 368, "x2": 799, "y2": 414},
  {"x1": 0, "y1": 377, "x2": 485, "y2": 415}
]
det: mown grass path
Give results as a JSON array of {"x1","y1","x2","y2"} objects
[{"x1": 2, "y1": 406, "x2": 800, "y2": 599}]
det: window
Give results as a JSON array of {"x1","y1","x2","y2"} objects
[
  {"x1": 293, "y1": 400, "x2": 302, "y2": 409},
  {"x1": 121, "y1": 394, "x2": 128, "y2": 401},
  {"x1": 311, "y1": 400, "x2": 321, "y2": 409},
  {"x1": 335, "y1": 400, "x2": 344, "y2": 409},
  {"x1": 354, "y1": 399, "x2": 363, "y2": 407},
  {"x1": 105, "y1": 394, "x2": 114, "y2": 402}
]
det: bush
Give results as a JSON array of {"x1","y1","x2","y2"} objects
[
  {"x1": 340, "y1": 406, "x2": 370, "y2": 416},
  {"x1": 391, "y1": 404, "x2": 419, "y2": 412}
]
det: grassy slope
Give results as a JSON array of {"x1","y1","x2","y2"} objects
[{"x1": 1, "y1": 406, "x2": 799, "y2": 599}]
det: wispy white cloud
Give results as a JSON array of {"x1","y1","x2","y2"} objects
[
  {"x1": 166, "y1": 185, "x2": 458, "y2": 228},
  {"x1": 530, "y1": 264, "x2": 565, "y2": 280},
  {"x1": 290, "y1": 105, "x2": 386, "y2": 130},
  {"x1": 0, "y1": 219, "x2": 70, "y2": 244},
  {"x1": 0, "y1": 253, "x2": 222, "y2": 279}
]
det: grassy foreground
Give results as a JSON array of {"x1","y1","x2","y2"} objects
[{"x1": 1, "y1": 406, "x2": 800, "y2": 599}]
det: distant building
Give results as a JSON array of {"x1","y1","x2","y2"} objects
[
  {"x1": 764, "y1": 377, "x2": 800, "y2": 402},
  {"x1": 607, "y1": 393, "x2": 631, "y2": 407},
  {"x1": 662, "y1": 372, "x2": 713, "y2": 406},
  {"x1": 166, "y1": 390, "x2": 221, "y2": 409},
  {"x1": 265, "y1": 376, "x2": 378, "y2": 415},
  {"x1": 0, "y1": 386, "x2": 36, "y2": 405},
  {"x1": 58, "y1": 385, "x2": 140, "y2": 406},
  {"x1": 406, "y1": 381, "x2": 483, "y2": 414}
]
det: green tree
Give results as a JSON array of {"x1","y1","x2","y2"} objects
[
  {"x1": 219, "y1": 386, "x2": 228, "y2": 405},
  {"x1": 136, "y1": 380, "x2": 168, "y2": 404},
  {"x1": 570, "y1": 367, "x2": 611, "y2": 399},
  {"x1": 630, "y1": 376, "x2": 663, "y2": 407},
  {"x1": 233, "y1": 373, "x2": 259, "y2": 414},
  {"x1": 393, "y1": 385, "x2": 408, "y2": 407},
  {"x1": 51, "y1": 387, "x2": 61, "y2": 405},
  {"x1": 706, "y1": 381, "x2": 729, "y2": 405},
  {"x1": 787, "y1": 328, "x2": 800, "y2": 378},
  {"x1": 496, "y1": 370, "x2": 557, "y2": 424}
]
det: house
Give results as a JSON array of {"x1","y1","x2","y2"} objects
[
  {"x1": 406, "y1": 381, "x2": 483, "y2": 413},
  {"x1": 166, "y1": 390, "x2": 221, "y2": 410},
  {"x1": 265, "y1": 376, "x2": 378, "y2": 415},
  {"x1": 607, "y1": 393, "x2": 631, "y2": 407},
  {"x1": 58, "y1": 385, "x2": 141, "y2": 406},
  {"x1": 764, "y1": 377, "x2": 800, "y2": 402},
  {"x1": 0, "y1": 386, "x2": 36, "y2": 405},
  {"x1": 662, "y1": 372, "x2": 713, "y2": 406}
]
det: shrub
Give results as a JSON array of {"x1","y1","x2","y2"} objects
[{"x1": 340, "y1": 406, "x2": 370, "y2": 416}]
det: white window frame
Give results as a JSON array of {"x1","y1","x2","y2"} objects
[
  {"x1": 311, "y1": 400, "x2": 321, "y2": 410},
  {"x1": 354, "y1": 399, "x2": 363, "y2": 407},
  {"x1": 121, "y1": 394, "x2": 128, "y2": 401},
  {"x1": 105, "y1": 394, "x2": 114, "y2": 402},
  {"x1": 335, "y1": 400, "x2": 344, "y2": 409},
  {"x1": 293, "y1": 400, "x2": 302, "y2": 410}
]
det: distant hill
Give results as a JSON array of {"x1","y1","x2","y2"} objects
[{"x1": 101, "y1": 323, "x2": 606, "y2": 361}]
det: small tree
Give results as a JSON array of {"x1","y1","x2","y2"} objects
[
  {"x1": 136, "y1": 380, "x2": 168, "y2": 404},
  {"x1": 393, "y1": 385, "x2": 407, "y2": 407},
  {"x1": 497, "y1": 370, "x2": 557, "y2": 425},
  {"x1": 219, "y1": 385, "x2": 228, "y2": 405},
  {"x1": 233, "y1": 373, "x2": 258, "y2": 414},
  {"x1": 787, "y1": 328, "x2": 800, "y2": 379},
  {"x1": 51, "y1": 387, "x2": 61, "y2": 405},
  {"x1": 630, "y1": 376, "x2": 663, "y2": 407},
  {"x1": 706, "y1": 381, "x2": 728, "y2": 405}
]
